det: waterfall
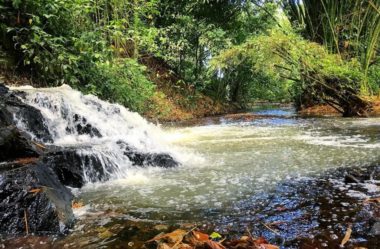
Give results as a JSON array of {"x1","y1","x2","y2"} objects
[{"x1": 9, "y1": 84, "x2": 178, "y2": 184}]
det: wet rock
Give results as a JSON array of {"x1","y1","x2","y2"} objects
[
  {"x1": 0, "y1": 162, "x2": 74, "y2": 235},
  {"x1": 0, "y1": 84, "x2": 52, "y2": 142},
  {"x1": 75, "y1": 123, "x2": 101, "y2": 137},
  {"x1": 125, "y1": 150, "x2": 178, "y2": 168},
  {"x1": 0, "y1": 126, "x2": 39, "y2": 161},
  {"x1": 145, "y1": 153, "x2": 178, "y2": 168},
  {"x1": 43, "y1": 145, "x2": 178, "y2": 189},
  {"x1": 41, "y1": 143, "x2": 178, "y2": 189},
  {"x1": 0, "y1": 84, "x2": 73, "y2": 235},
  {"x1": 42, "y1": 148, "x2": 110, "y2": 188},
  {"x1": 0, "y1": 236, "x2": 53, "y2": 249},
  {"x1": 0, "y1": 84, "x2": 8, "y2": 95},
  {"x1": 117, "y1": 141, "x2": 178, "y2": 168},
  {"x1": 69, "y1": 114, "x2": 102, "y2": 138},
  {"x1": 370, "y1": 221, "x2": 380, "y2": 236}
]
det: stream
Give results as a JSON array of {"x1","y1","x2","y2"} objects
[
  {"x1": 79, "y1": 109, "x2": 379, "y2": 219},
  {"x1": 71, "y1": 107, "x2": 380, "y2": 248},
  {"x1": 2, "y1": 86, "x2": 380, "y2": 248}
]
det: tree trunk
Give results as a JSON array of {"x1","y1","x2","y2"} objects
[{"x1": 301, "y1": 70, "x2": 372, "y2": 117}]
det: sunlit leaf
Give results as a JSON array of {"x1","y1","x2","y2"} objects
[{"x1": 210, "y1": 232, "x2": 222, "y2": 240}]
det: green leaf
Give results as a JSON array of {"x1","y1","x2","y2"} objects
[{"x1": 210, "y1": 232, "x2": 222, "y2": 240}]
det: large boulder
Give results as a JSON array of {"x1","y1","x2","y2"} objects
[
  {"x1": 0, "y1": 84, "x2": 73, "y2": 235},
  {"x1": 43, "y1": 145, "x2": 178, "y2": 189},
  {"x1": 0, "y1": 162, "x2": 74, "y2": 235},
  {"x1": 42, "y1": 148, "x2": 110, "y2": 188}
]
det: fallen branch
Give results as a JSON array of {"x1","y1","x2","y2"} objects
[
  {"x1": 32, "y1": 141, "x2": 46, "y2": 150},
  {"x1": 261, "y1": 222, "x2": 281, "y2": 236},
  {"x1": 340, "y1": 225, "x2": 352, "y2": 247},
  {"x1": 24, "y1": 209, "x2": 29, "y2": 235}
]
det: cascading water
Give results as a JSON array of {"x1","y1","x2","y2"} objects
[{"x1": 9, "y1": 84, "x2": 180, "y2": 183}]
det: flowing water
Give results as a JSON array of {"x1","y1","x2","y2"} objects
[
  {"x1": 10, "y1": 84, "x2": 181, "y2": 181},
  {"x1": 77, "y1": 110, "x2": 380, "y2": 222},
  {"x1": 7, "y1": 85, "x2": 380, "y2": 248}
]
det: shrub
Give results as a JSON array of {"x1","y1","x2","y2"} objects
[
  {"x1": 86, "y1": 58, "x2": 155, "y2": 112},
  {"x1": 210, "y1": 29, "x2": 368, "y2": 114}
]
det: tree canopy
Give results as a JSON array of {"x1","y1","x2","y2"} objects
[{"x1": 0, "y1": 0, "x2": 379, "y2": 117}]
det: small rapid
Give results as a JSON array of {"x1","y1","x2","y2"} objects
[
  {"x1": 74, "y1": 109, "x2": 380, "y2": 225},
  {"x1": 9, "y1": 84, "x2": 183, "y2": 182}
]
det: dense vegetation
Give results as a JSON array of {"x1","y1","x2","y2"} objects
[{"x1": 0, "y1": 0, "x2": 379, "y2": 118}]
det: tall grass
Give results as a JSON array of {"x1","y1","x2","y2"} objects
[{"x1": 285, "y1": 0, "x2": 380, "y2": 94}]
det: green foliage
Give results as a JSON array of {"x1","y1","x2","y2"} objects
[
  {"x1": 1, "y1": 0, "x2": 79, "y2": 85},
  {"x1": 2, "y1": 0, "x2": 376, "y2": 116},
  {"x1": 155, "y1": 0, "x2": 277, "y2": 91},
  {"x1": 368, "y1": 64, "x2": 380, "y2": 94},
  {"x1": 87, "y1": 59, "x2": 155, "y2": 112},
  {"x1": 0, "y1": 0, "x2": 157, "y2": 112},
  {"x1": 211, "y1": 29, "x2": 365, "y2": 108},
  {"x1": 284, "y1": 0, "x2": 380, "y2": 94}
]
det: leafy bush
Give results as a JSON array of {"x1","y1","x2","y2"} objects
[
  {"x1": 210, "y1": 29, "x2": 366, "y2": 110},
  {"x1": 1, "y1": 0, "x2": 78, "y2": 84},
  {"x1": 0, "y1": 0, "x2": 158, "y2": 112},
  {"x1": 368, "y1": 64, "x2": 380, "y2": 94},
  {"x1": 87, "y1": 59, "x2": 155, "y2": 113}
]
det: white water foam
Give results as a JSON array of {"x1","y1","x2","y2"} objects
[
  {"x1": 11, "y1": 85, "x2": 165, "y2": 150},
  {"x1": 9, "y1": 84, "x2": 198, "y2": 182},
  {"x1": 295, "y1": 133, "x2": 380, "y2": 148}
]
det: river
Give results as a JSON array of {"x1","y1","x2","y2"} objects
[
  {"x1": 69, "y1": 107, "x2": 380, "y2": 248},
  {"x1": 4, "y1": 86, "x2": 380, "y2": 248}
]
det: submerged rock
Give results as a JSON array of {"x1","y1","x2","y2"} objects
[
  {"x1": 214, "y1": 165, "x2": 380, "y2": 248},
  {"x1": 370, "y1": 222, "x2": 380, "y2": 236},
  {"x1": 124, "y1": 150, "x2": 178, "y2": 168}
]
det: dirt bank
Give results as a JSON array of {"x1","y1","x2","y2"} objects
[{"x1": 299, "y1": 97, "x2": 380, "y2": 117}]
